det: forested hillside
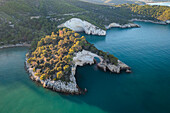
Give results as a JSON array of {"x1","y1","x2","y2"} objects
[
  {"x1": 82, "y1": 0, "x2": 170, "y2": 5},
  {"x1": 0, "y1": 0, "x2": 169, "y2": 46},
  {"x1": 127, "y1": 4, "x2": 170, "y2": 21}
]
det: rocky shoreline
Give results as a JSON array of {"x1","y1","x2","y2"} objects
[
  {"x1": 25, "y1": 57, "x2": 82, "y2": 95},
  {"x1": 25, "y1": 50, "x2": 131, "y2": 95},
  {"x1": 106, "y1": 23, "x2": 140, "y2": 29},
  {"x1": 0, "y1": 43, "x2": 31, "y2": 49},
  {"x1": 130, "y1": 19, "x2": 170, "y2": 25}
]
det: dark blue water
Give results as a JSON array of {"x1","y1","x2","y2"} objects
[{"x1": 0, "y1": 22, "x2": 170, "y2": 113}]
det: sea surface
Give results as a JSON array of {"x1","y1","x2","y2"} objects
[
  {"x1": 147, "y1": 2, "x2": 170, "y2": 7},
  {"x1": 0, "y1": 22, "x2": 170, "y2": 113}
]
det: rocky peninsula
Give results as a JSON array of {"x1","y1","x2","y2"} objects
[{"x1": 26, "y1": 28, "x2": 131, "y2": 94}]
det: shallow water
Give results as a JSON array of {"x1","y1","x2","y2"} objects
[{"x1": 0, "y1": 22, "x2": 170, "y2": 113}]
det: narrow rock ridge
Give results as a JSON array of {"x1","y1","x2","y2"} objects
[
  {"x1": 25, "y1": 50, "x2": 131, "y2": 94},
  {"x1": 57, "y1": 18, "x2": 106, "y2": 36},
  {"x1": 73, "y1": 50, "x2": 131, "y2": 74},
  {"x1": 106, "y1": 23, "x2": 140, "y2": 29},
  {"x1": 0, "y1": 43, "x2": 31, "y2": 49},
  {"x1": 130, "y1": 18, "x2": 169, "y2": 24}
]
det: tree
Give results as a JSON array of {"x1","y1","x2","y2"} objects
[
  {"x1": 33, "y1": 67, "x2": 36, "y2": 72},
  {"x1": 57, "y1": 67, "x2": 62, "y2": 71},
  {"x1": 69, "y1": 35, "x2": 75, "y2": 42},
  {"x1": 63, "y1": 65, "x2": 70, "y2": 72},
  {"x1": 35, "y1": 73, "x2": 41, "y2": 77},
  {"x1": 58, "y1": 40, "x2": 64, "y2": 46},
  {"x1": 44, "y1": 36, "x2": 52, "y2": 44},
  {"x1": 40, "y1": 74, "x2": 47, "y2": 80},
  {"x1": 37, "y1": 39, "x2": 44, "y2": 47},
  {"x1": 27, "y1": 58, "x2": 32, "y2": 63},
  {"x1": 57, "y1": 71, "x2": 63, "y2": 79},
  {"x1": 74, "y1": 33, "x2": 80, "y2": 37}
]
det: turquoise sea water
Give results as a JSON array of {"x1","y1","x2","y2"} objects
[
  {"x1": 147, "y1": 2, "x2": 170, "y2": 7},
  {"x1": 0, "y1": 22, "x2": 170, "y2": 113}
]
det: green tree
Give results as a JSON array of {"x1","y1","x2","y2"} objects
[{"x1": 57, "y1": 71, "x2": 63, "y2": 79}]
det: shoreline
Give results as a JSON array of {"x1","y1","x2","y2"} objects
[
  {"x1": 25, "y1": 56, "x2": 83, "y2": 95},
  {"x1": 130, "y1": 19, "x2": 169, "y2": 25},
  {"x1": 106, "y1": 23, "x2": 140, "y2": 29},
  {"x1": 0, "y1": 43, "x2": 31, "y2": 49},
  {"x1": 58, "y1": 18, "x2": 170, "y2": 36}
]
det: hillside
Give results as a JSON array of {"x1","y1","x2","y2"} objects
[
  {"x1": 0, "y1": 0, "x2": 169, "y2": 46},
  {"x1": 127, "y1": 4, "x2": 170, "y2": 21},
  {"x1": 81, "y1": 0, "x2": 170, "y2": 5}
]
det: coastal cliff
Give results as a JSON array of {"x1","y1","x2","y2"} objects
[{"x1": 58, "y1": 18, "x2": 106, "y2": 36}]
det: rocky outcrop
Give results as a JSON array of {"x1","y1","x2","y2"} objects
[
  {"x1": 106, "y1": 23, "x2": 140, "y2": 29},
  {"x1": 98, "y1": 60, "x2": 130, "y2": 73},
  {"x1": 165, "y1": 20, "x2": 170, "y2": 24},
  {"x1": 73, "y1": 50, "x2": 131, "y2": 74},
  {"x1": 25, "y1": 50, "x2": 131, "y2": 95},
  {"x1": 57, "y1": 18, "x2": 106, "y2": 36}
]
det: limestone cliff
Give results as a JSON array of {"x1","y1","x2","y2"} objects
[{"x1": 58, "y1": 18, "x2": 106, "y2": 36}]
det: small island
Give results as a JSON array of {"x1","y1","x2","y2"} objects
[{"x1": 25, "y1": 28, "x2": 131, "y2": 94}]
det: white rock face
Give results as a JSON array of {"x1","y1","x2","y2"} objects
[
  {"x1": 73, "y1": 50, "x2": 103, "y2": 66},
  {"x1": 58, "y1": 18, "x2": 106, "y2": 36},
  {"x1": 166, "y1": 20, "x2": 170, "y2": 24},
  {"x1": 106, "y1": 22, "x2": 140, "y2": 29},
  {"x1": 73, "y1": 50, "x2": 130, "y2": 74}
]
